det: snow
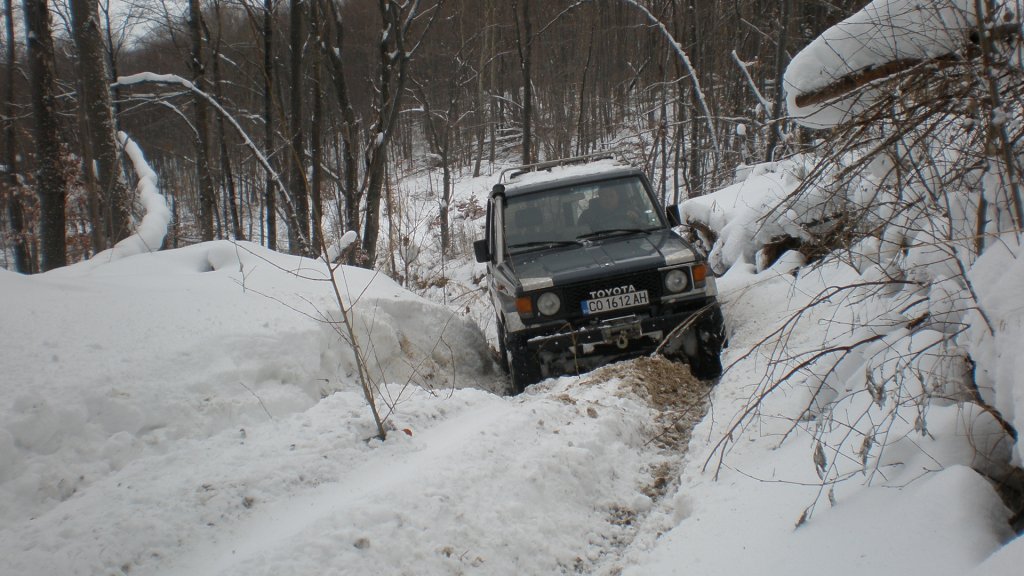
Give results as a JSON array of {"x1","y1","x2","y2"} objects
[
  {"x1": 0, "y1": 239, "x2": 673, "y2": 574},
  {"x1": 501, "y1": 157, "x2": 631, "y2": 188},
  {"x1": 783, "y1": 0, "x2": 1023, "y2": 127},
  {"x1": 776, "y1": 0, "x2": 1024, "y2": 470},
  {"x1": 669, "y1": 147, "x2": 1022, "y2": 572},
  {"x1": 117, "y1": 72, "x2": 196, "y2": 91},
  {"x1": 627, "y1": 463, "x2": 1009, "y2": 576},
  {"x1": 326, "y1": 230, "x2": 358, "y2": 261},
  {"x1": 1, "y1": 225, "x2": 1020, "y2": 573},
  {"x1": 94, "y1": 131, "x2": 172, "y2": 260},
  {"x1": 679, "y1": 156, "x2": 820, "y2": 272},
  {"x1": 965, "y1": 239, "x2": 1024, "y2": 466},
  {"x1": 612, "y1": 253, "x2": 1019, "y2": 576}
]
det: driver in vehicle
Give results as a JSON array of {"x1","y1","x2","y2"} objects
[{"x1": 578, "y1": 186, "x2": 642, "y2": 231}]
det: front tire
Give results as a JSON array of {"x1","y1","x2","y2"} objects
[
  {"x1": 687, "y1": 307, "x2": 725, "y2": 380},
  {"x1": 496, "y1": 316, "x2": 511, "y2": 374},
  {"x1": 504, "y1": 329, "x2": 541, "y2": 394},
  {"x1": 687, "y1": 336, "x2": 723, "y2": 380}
]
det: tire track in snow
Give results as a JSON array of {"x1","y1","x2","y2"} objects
[{"x1": 151, "y1": 396, "x2": 515, "y2": 576}]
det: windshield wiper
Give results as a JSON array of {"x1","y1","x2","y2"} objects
[
  {"x1": 507, "y1": 240, "x2": 581, "y2": 252},
  {"x1": 576, "y1": 228, "x2": 650, "y2": 241}
]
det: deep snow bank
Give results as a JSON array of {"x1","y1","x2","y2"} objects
[
  {"x1": 621, "y1": 254, "x2": 1018, "y2": 576},
  {"x1": 0, "y1": 241, "x2": 496, "y2": 530},
  {"x1": 664, "y1": 157, "x2": 1023, "y2": 572},
  {"x1": 967, "y1": 240, "x2": 1024, "y2": 466}
]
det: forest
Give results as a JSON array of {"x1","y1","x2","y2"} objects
[{"x1": 0, "y1": 0, "x2": 862, "y2": 274}]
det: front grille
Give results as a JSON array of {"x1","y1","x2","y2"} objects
[{"x1": 562, "y1": 270, "x2": 664, "y2": 314}]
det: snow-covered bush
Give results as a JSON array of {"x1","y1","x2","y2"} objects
[{"x1": 693, "y1": 0, "x2": 1024, "y2": 522}]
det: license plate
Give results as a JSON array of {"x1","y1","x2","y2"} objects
[{"x1": 581, "y1": 290, "x2": 649, "y2": 315}]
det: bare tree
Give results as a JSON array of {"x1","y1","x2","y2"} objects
[
  {"x1": 238, "y1": 0, "x2": 279, "y2": 249},
  {"x1": 286, "y1": 0, "x2": 309, "y2": 254},
  {"x1": 763, "y1": 0, "x2": 791, "y2": 161},
  {"x1": 264, "y1": 0, "x2": 277, "y2": 249},
  {"x1": 511, "y1": 0, "x2": 532, "y2": 164},
  {"x1": 411, "y1": 65, "x2": 468, "y2": 255},
  {"x1": 209, "y1": 2, "x2": 244, "y2": 240},
  {"x1": 24, "y1": 0, "x2": 69, "y2": 271},
  {"x1": 188, "y1": 0, "x2": 217, "y2": 242},
  {"x1": 308, "y1": 0, "x2": 324, "y2": 252},
  {"x1": 3, "y1": 0, "x2": 863, "y2": 268},
  {"x1": 360, "y1": 0, "x2": 431, "y2": 267},
  {"x1": 2, "y1": 0, "x2": 31, "y2": 272},
  {"x1": 321, "y1": 0, "x2": 440, "y2": 267},
  {"x1": 70, "y1": 0, "x2": 132, "y2": 250},
  {"x1": 318, "y1": 0, "x2": 362, "y2": 261}
]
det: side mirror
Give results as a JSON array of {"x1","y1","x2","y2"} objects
[
  {"x1": 473, "y1": 239, "x2": 490, "y2": 263},
  {"x1": 666, "y1": 204, "x2": 682, "y2": 227}
]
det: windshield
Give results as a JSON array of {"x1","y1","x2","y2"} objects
[{"x1": 503, "y1": 176, "x2": 663, "y2": 254}]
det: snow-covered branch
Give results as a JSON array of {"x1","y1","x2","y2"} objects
[
  {"x1": 618, "y1": 0, "x2": 721, "y2": 158},
  {"x1": 95, "y1": 132, "x2": 171, "y2": 260},
  {"x1": 112, "y1": 72, "x2": 311, "y2": 252}
]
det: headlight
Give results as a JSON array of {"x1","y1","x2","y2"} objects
[
  {"x1": 664, "y1": 269, "x2": 688, "y2": 293},
  {"x1": 536, "y1": 292, "x2": 561, "y2": 316}
]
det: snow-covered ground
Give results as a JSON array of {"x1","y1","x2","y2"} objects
[{"x1": 1, "y1": 223, "x2": 1020, "y2": 574}]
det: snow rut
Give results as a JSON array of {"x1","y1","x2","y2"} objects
[
  {"x1": 528, "y1": 356, "x2": 713, "y2": 574},
  {"x1": 131, "y1": 358, "x2": 709, "y2": 576}
]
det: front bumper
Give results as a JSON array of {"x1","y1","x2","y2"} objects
[{"x1": 520, "y1": 296, "x2": 723, "y2": 355}]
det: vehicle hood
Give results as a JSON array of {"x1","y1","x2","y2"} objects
[{"x1": 509, "y1": 229, "x2": 696, "y2": 287}]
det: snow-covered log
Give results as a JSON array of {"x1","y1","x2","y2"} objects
[{"x1": 785, "y1": 0, "x2": 1023, "y2": 127}]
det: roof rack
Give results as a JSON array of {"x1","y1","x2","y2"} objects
[{"x1": 496, "y1": 151, "x2": 624, "y2": 184}]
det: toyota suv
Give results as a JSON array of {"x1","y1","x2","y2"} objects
[{"x1": 473, "y1": 155, "x2": 725, "y2": 392}]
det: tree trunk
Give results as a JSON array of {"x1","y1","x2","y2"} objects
[
  {"x1": 513, "y1": 0, "x2": 533, "y2": 165},
  {"x1": 359, "y1": 0, "x2": 395, "y2": 267},
  {"x1": 685, "y1": 1, "x2": 701, "y2": 195},
  {"x1": 3, "y1": 0, "x2": 31, "y2": 272},
  {"x1": 24, "y1": 0, "x2": 68, "y2": 271},
  {"x1": 412, "y1": 78, "x2": 456, "y2": 256},
  {"x1": 440, "y1": 151, "x2": 451, "y2": 255},
  {"x1": 73, "y1": 81, "x2": 104, "y2": 254},
  {"x1": 100, "y1": 0, "x2": 121, "y2": 117},
  {"x1": 362, "y1": 150, "x2": 386, "y2": 266},
  {"x1": 575, "y1": 22, "x2": 594, "y2": 156},
  {"x1": 211, "y1": 4, "x2": 244, "y2": 241},
  {"x1": 360, "y1": 0, "x2": 415, "y2": 267},
  {"x1": 188, "y1": 0, "x2": 217, "y2": 242},
  {"x1": 263, "y1": 0, "x2": 276, "y2": 250},
  {"x1": 287, "y1": 0, "x2": 309, "y2": 255},
  {"x1": 764, "y1": 0, "x2": 791, "y2": 162},
  {"x1": 309, "y1": 0, "x2": 324, "y2": 253},
  {"x1": 472, "y1": 0, "x2": 490, "y2": 178},
  {"x1": 319, "y1": 0, "x2": 360, "y2": 261},
  {"x1": 70, "y1": 0, "x2": 131, "y2": 250}
]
